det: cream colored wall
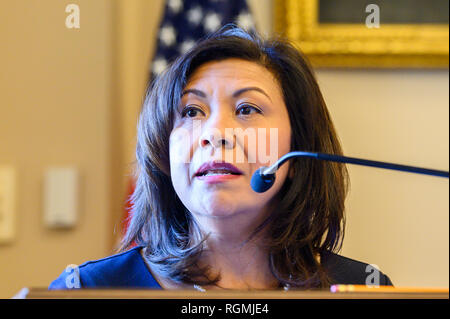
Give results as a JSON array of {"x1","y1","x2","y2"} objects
[
  {"x1": 318, "y1": 70, "x2": 449, "y2": 287},
  {"x1": 0, "y1": 0, "x2": 447, "y2": 298},
  {"x1": 0, "y1": 0, "x2": 114, "y2": 298}
]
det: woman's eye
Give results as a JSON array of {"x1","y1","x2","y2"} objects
[
  {"x1": 181, "y1": 106, "x2": 204, "y2": 118},
  {"x1": 237, "y1": 104, "x2": 262, "y2": 116}
]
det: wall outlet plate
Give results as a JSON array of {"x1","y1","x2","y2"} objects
[{"x1": 0, "y1": 166, "x2": 16, "y2": 243}]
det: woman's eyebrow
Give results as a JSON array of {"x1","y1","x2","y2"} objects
[
  {"x1": 181, "y1": 88, "x2": 206, "y2": 98},
  {"x1": 232, "y1": 87, "x2": 272, "y2": 102},
  {"x1": 181, "y1": 87, "x2": 272, "y2": 102}
]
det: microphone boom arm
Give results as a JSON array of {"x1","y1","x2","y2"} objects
[{"x1": 262, "y1": 151, "x2": 449, "y2": 178}]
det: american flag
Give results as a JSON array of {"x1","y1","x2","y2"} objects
[{"x1": 150, "y1": 0, "x2": 256, "y2": 79}]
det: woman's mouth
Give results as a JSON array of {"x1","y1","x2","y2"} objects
[
  {"x1": 194, "y1": 162, "x2": 244, "y2": 184},
  {"x1": 195, "y1": 171, "x2": 242, "y2": 183}
]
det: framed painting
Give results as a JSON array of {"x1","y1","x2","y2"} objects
[{"x1": 274, "y1": 0, "x2": 449, "y2": 68}]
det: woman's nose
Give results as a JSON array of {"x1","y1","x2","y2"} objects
[{"x1": 199, "y1": 127, "x2": 235, "y2": 149}]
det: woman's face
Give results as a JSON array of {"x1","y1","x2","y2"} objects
[{"x1": 169, "y1": 58, "x2": 291, "y2": 232}]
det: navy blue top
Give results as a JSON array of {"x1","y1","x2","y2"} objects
[{"x1": 48, "y1": 246, "x2": 393, "y2": 289}]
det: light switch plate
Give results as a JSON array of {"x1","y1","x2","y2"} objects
[
  {"x1": 0, "y1": 166, "x2": 16, "y2": 243},
  {"x1": 43, "y1": 167, "x2": 79, "y2": 228}
]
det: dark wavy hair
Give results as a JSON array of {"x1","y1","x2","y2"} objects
[{"x1": 119, "y1": 25, "x2": 349, "y2": 289}]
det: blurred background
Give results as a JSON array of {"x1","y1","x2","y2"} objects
[{"x1": 0, "y1": 0, "x2": 448, "y2": 298}]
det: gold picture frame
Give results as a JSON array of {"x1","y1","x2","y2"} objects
[{"x1": 274, "y1": 0, "x2": 449, "y2": 68}]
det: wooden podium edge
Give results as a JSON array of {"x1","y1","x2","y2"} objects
[{"x1": 24, "y1": 288, "x2": 449, "y2": 299}]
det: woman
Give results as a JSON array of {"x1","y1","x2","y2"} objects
[{"x1": 50, "y1": 25, "x2": 393, "y2": 290}]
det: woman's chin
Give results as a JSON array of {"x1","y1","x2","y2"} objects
[
  {"x1": 192, "y1": 198, "x2": 245, "y2": 219},
  {"x1": 197, "y1": 203, "x2": 239, "y2": 218}
]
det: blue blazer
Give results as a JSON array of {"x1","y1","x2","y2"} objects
[{"x1": 49, "y1": 246, "x2": 393, "y2": 289}]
